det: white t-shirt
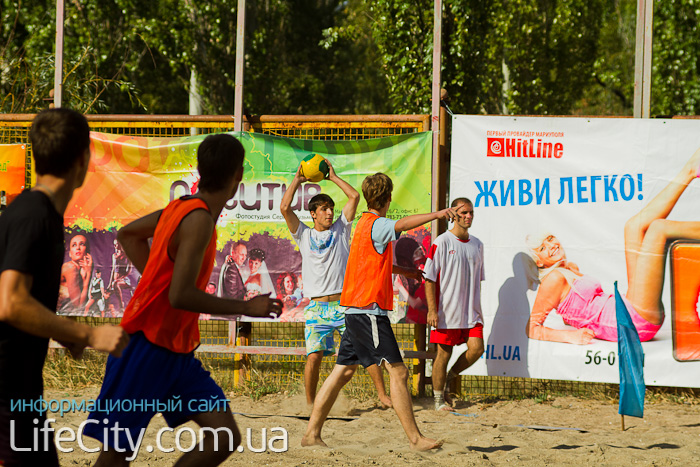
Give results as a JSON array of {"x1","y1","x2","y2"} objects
[
  {"x1": 423, "y1": 230, "x2": 485, "y2": 329},
  {"x1": 291, "y1": 213, "x2": 352, "y2": 298}
]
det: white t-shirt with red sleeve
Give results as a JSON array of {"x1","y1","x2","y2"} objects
[{"x1": 423, "y1": 230, "x2": 485, "y2": 329}]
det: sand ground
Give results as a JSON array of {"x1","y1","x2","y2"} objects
[{"x1": 48, "y1": 388, "x2": 699, "y2": 466}]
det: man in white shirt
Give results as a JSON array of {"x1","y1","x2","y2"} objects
[
  {"x1": 280, "y1": 160, "x2": 390, "y2": 407},
  {"x1": 424, "y1": 197, "x2": 485, "y2": 411}
]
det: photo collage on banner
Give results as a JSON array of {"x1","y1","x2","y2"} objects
[
  {"x1": 450, "y1": 115, "x2": 700, "y2": 388},
  {"x1": 59, "y1": 131, "x2": 432, "y2": 323}
]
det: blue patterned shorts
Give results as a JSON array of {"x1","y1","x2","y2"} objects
[{"x1": 305, "y1": 300, "x2": 345, "y2": 356}]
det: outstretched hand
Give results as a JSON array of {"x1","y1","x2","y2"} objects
[
  {"x1": 437, "y1": 207, "x2": 458, "y2": 222},
  {"x1": 246, "y1": 294, "x2": 283, "y2": 319}
]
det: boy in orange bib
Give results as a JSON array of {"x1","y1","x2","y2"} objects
[{"x1": 301, "y1": 173, "x2": 457, "y2": 451}]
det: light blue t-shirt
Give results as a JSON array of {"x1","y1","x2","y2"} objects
[{"x1": 344, "y1": 213, "x2": 400, "y2": 317}]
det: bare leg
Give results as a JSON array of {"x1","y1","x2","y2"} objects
[
  {"x1": 624, "y1": 149, "x2": 700, "y2": 324},
  {"x1": 84, "y1": 298, "x2": 94, "y2": 316},
  {"x1": 116, "y1": 281, "x2": 126, "y2": 310},
  {"x1": 301, "y1": 364, "x2": 357, "y2": 447},
  {"x1": 432, "y1": 344, "x2": 453, "y2": 392},
  {"x1": 174, "y1": 409, "x2": 240, "y2": 467},
  {"x1": 443, "y1": 337, "x2": 484, "y2": 405},
  {"x1": 449, "y1": 337, "x2": 485, "y2": 374},
  {"x1": 367, "y1": 364, "x2": 392, "y2": 408},
  {"x1": 627, "y1": 220, "x2": 700, "y2": 324},
  {"x1": 304, "y1": 351, "x2": 323, "y2": 406},
  {"x1": 384, "y1": 362, "x2": 443, "y2": 451}
]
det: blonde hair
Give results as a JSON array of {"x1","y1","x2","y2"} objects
[
  {"x1": 524, "y1": 230, "x2": 564, "y2": 281},
  {"x1": 362, "y1": 173, "x2": 393, "y2": 210}
]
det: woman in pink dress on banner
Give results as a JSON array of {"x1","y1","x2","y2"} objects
[{"x1": 526, "y1": 149, "x2": 700, "y2": 344}]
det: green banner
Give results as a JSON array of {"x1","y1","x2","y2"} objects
[{"x1": 59, "y1": 131, "x2": 432, "y2": 323}]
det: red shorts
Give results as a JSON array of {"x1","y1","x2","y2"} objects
[{"x1": 430, "y1": 324, "x2": 484, "y2": 346}]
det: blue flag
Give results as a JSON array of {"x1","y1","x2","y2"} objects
[{"x1": 615, "y1": 281, "x2": 645, "y2": 418}]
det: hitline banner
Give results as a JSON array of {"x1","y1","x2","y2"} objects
[
  {"x1": 58, "y1": 131, "x2": 432, "y2": 322},
  {"x1": 450, "y1": 115, "x2": 700, "y2": 388}
]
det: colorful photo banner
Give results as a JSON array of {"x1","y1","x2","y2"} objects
[
  {"x1": 0, "y1": 143, "x2": 27, "y2": 209},
  {"x1": 59, "y1": 131, "x2": 432, "y2": 322},
  {"x1": 450, "y1": 115, "x2": 700, "y2": 388}
]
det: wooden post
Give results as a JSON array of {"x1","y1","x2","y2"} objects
[
  {"x1": 633, "y1": 0, "x2": 654, "y2": 118},
  {"x1": 621, "y1": 414, "x2": 625, "y2": 431},
  {"x1": 54, "y1": 0, "x2": 65, "y2": 108},
  {"x1": 233, "y1": 0, "x2": 246, "y2": 132},
  {"x1": 412, "y1": 324, "x2": 427, "y2": 396},
  {"x1": 233, "y1": 321, "x2": 251, "y2": 386}
]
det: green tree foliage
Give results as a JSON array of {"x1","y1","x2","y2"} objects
[
  {"x1": 1, "y1": 0, "x2": 389, "y2": 114},
  {"x1": 3, "y1": 0, "x2": 700, "y2": 116},
  {"x1": 367, "y1": 0, "x2": 606, "y2": 115},
  {"x1": 652, "y1": 0, "x2": 700, "y2": 116}
]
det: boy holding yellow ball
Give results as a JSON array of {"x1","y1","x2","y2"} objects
[{"x1": 280, "y1": 157, "x2": 391, "y2": 408}]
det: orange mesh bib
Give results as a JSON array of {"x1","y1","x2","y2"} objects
[
  {"x1": 340, "y1": 212, "x2": 393, "y2": 310},
  {"x1": 121, "y1": 197, "x2": 216, "y2": 353}
]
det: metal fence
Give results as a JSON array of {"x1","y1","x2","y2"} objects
[{"x1": 0, "y1": 113, "x2": 621, "y2": 399}]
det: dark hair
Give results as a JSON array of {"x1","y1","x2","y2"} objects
[
  {"x1": 68, "y1": 232, "x2": 91, "y2": 253},
  {"x1": 197, "y1": 134, "x2": 245, "y2": 192},
  {"x1": 308, "y1": 193, "x2": 334, "y2": 214},
  {"x1": 29, "y1": 108, "x2": 90, "y2": 176},
  {"x1": 248, "y1": 248, "x2": 265, "y2": 262},
  {"x1": 451, "y1": 197, "x2": 473, "y2": 208},
  {"x1": 395, "y1": 237, "x2": 420, "y2": 268},
  {"x1": 276, "y1": 272, "x2": 298, "y2": 295},
  {"x1": 362, "y1": 173, "x2": 393, "y2": 210}
]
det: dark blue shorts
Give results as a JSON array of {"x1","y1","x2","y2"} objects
[
  {"x1": 336, "y1": 314, "x2": 403, "y2": 368},
  {"x1": 83, "y1": 332, "x2": 227, "y2": 450}
]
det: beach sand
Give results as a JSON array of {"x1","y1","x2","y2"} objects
[{"x1": 47, "y1": 388, "x2": 699, "y2": 466}]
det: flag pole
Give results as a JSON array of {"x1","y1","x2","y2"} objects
[{"x1": 620, "y1": 414, "x2": 625, "y2": 431}]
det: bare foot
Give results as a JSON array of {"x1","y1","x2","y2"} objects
[
  {"x1": 410, "y1": 436, "x2": 443, "y2": 451},
  {"x1": 379, "y1": 394, "x2": 393, "y2": 409},
  {"x1": 683, "y1": 147, "x2": 700, "y2": 179},
  {"x1": 436, "y1": 404, "x2": 455, "y2": 412},
  {"x1": 301, "y1": 434, "x2": 328, "y2": 447}
]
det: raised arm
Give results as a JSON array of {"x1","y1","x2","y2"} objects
[
  {"x1": 168, "y1": 210, "x2": 282, "y2": 318},
  {"x1": 326, "y1": 160, "x2": 360, "y2": 222},
  {"x1": 117, "y1": 209, "x2": 162, "y2": 274},
  {"x1": 525, "y1": 271, "x2": 595, "y2": 345},
  {"x1": 279, "y1": 167, "x2": 307, "y2": 235},
  {"x1": 0, "y1": 270, "x2": 129, "y2": 356},
  {"x1": 394, "y1": 207, "x2": 457, "y2": 233}
]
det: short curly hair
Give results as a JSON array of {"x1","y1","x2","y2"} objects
[{"x1": 361, "y1": 173, "x2": 393, "y2": 210}]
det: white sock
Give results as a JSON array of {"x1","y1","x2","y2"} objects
[{"x1": 434, "y1": 390, "x2": 445, "y2": 409}]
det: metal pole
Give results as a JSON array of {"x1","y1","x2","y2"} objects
[
  {"x1": 430, "y1": 0, "x2": 442, "y2": 237},
  {"x1": 642, "y1": 0, "x2": 654, "y2": 118},
  {"x1": 233, "y1": 0, "x2": 246, "y2": 132},
  {"x1": 633, "y1": 0, "x2": 654, "y2": 118},
  {"x1": 54, "y1": 0, "x2": 65, "y2": 108}
]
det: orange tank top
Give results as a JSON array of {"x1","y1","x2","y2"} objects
[
  {"x1": 121, "y1": 197, "x2": 216, "y2": 353},
  {"x1": 340, "y1": 212, "x2": 394, "y2": 310}
]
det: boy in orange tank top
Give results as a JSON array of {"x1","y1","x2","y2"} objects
[
  {"x1": 85, "y1": 134, "x2": 282, "y2": 466},
  {"x1": 301, "y1": 173, "x2": 457, "y2": 451}
]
